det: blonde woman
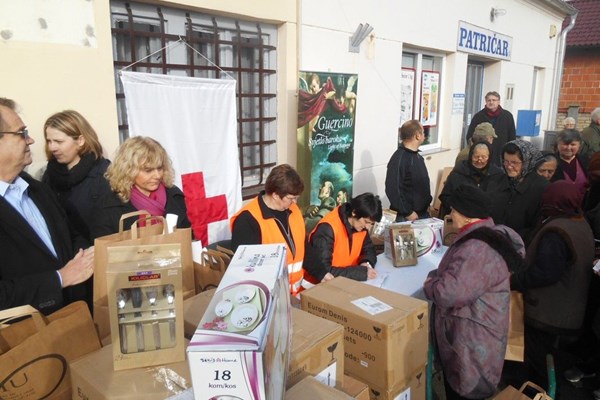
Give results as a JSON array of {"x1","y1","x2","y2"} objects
[
  {"x1": 91, "y1": 136, "x2": 190, "y2": 238},
  {"x1": 42, "y1": 110, "x2": 111, "y2": 243}
]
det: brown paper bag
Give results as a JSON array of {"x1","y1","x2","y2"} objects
[
  {"x1": 0, "y1": 301, "x2": 101, "y2": 400},
  {"x1": 492, "y1": 381, "x2": 552, "y2": 400},
  {"x1": 93, "y1": 211, "x2": 194, "y2": 306},
  {"x1": 194, "y1": 249, "x2": 229, "y2": 292},
  {"x1": 505, "y1": 291, "x2": 525, "y2": 362}
]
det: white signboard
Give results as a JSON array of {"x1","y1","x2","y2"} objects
[{"x1": 457, "y1": 21, "x2": 512, "y2": 61}]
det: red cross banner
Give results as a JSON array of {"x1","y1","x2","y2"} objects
[{"x1": 120, "y1": 71, "x2": 242, "y2": 245}]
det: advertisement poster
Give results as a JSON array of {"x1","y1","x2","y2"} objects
[
  {"x1": 297, "y1": 71, "x2": 358, "y2": 219},
  {"x1": 400, "y1": 68, "x2": 415, "y2": 125},
  {"x1": 420, "y1": 71, "x2": 439, "y2": 126}
]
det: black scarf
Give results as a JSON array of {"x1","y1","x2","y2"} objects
[{"x1": 45, "y1": 152, "x2": 98, "y2": 191}]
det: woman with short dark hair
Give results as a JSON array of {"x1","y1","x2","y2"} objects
[{"x1": 303, "y1": 192, "x2": 381, "y2": 285}]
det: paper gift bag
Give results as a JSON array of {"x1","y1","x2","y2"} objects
[
  {"x1": 492, "y1": 381, "x2": 552, "y2": 400},
  {"x1": 94, "y1": 211, "x2": 194, "y2": 307},
  {"x1": 0, "y1": 301, "x2": 101, "y2": 400},
  {"x1": 194, "y1": 249, "x2": 229, "y2": 292},
  {"x1": 505, "y1": 291, "x2": 525, "y2": 362}
]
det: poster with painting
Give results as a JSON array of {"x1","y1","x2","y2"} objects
[
  {"x1": 297, "y1": 71, "x2": 358, "y2": 218},
  {"x1": 420, "y1": 71, "x2": 439, "y2": 127}
]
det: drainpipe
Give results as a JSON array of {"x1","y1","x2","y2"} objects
[{"x1": 549, "y1": 11, "x2": 577, "y2": 130}]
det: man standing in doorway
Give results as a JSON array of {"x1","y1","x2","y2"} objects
[
  {"x1": 466, "y1": 91, "x2": 516, "y2": 167},
  {"x1": 385, "y1": 120, "x2": 432, "y2": 222}
]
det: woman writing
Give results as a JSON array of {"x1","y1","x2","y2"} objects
[
  {"x1": 230, "y1": 164, "x2": 305, "y2": 296},
  {"x1": 303, "y1": 192, "x2": 381, "y2": 285},
  {"x1": 424, "y1": 184, "x2": 525, "y2": 400},
  {"x1": 91, "y1": 136, "x2": 190, "y2": 238},
  {"x1": 42, "y1": 110, "x2": 111, "y2": 243}
]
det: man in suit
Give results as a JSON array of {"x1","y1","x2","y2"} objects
[{"x1": 0, "y1": 98, "x2": 94, "y2": 314}]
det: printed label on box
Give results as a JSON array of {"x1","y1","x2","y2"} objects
[
  {"x1": 351, "y1": 296, "x2": 392, "y2": 315},
  {"x1": 314, "y1": 362, "x2": 338, "y2": 387},
  {"x1": 394, "y1": 387, "x2": 410, "y2": 400}
]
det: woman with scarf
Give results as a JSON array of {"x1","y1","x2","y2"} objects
[
  {"x1": 91, "y1": 136, "x2": 190, "y2": 239},
  {"x1": 438, "y1": 141, "x2": 504, "y2": 219},
  {"x1": 490, "y1": 139, "x2": 549, "y2": 244},
  {"x1": 551, "y1": 129, "x2": 588, "y2": 195},
  {"x1": 424, "y1": 184, "x2": 525, "y2": 400},
  {"x1": 465, "y1": 91, "x2": 516, "y2": 167},
  {"x1": 42, "y1": 110, "x2": 112, "y2": 244},
  {"x1": 511, "y1": 181, "x2": 594, "y2": 394}
]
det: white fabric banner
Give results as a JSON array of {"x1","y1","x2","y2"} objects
[{"x1": 120, "y1": 71, "x2": 241, "y2": 245}]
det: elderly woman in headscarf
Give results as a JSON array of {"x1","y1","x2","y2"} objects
[
  {"x1": 439, "y1": 141, "x2": 505, "y2": 219},
  {"x1": 511, "y1": 180, "x2": 594, "y2": 393},
  {"x1": 490, "y1": 139, "x2": 549, "y2": 244},
  {"x1": 424, "y1": 184, "x2": 525, "y2": 400}
]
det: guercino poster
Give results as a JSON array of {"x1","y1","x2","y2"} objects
[
  {"x1": 420, "y1": 71, "x2": 439, "y2": 127},
  {"x1": 297, "y1": 71, "x2": 358, "y2": 216}
]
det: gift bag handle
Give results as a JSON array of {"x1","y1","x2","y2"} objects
[
  {"x1": 518, "y1": 381, "x2": 550, "y2": 399},
  {"x1": 118, "y1": 210, "x2": 151, "y2": 233},
  {"x1": 0, "y1": 304, "x2": 46, "y2": 331},
  {"x1": 131, "y1": 215, "x2": 167, "y2": 239}
]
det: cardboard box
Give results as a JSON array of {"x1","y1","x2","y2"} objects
[
  {"x1": 106, "y1": 244, "x2": 185, "y2": 370},
  {"x1": 288, "y1": 307, "x2": 345, "y2": 389},
  {"x1": 365, "y1": 364, "x2": 426, "y2": 400},
  {"x1": 285, "y1": 376, "x2": 353, "y2": 399},
  {"x1": 187, "y1": 244, "x2": 291, "y2": 400},
  {"x1": 342, "y1": 374, "x2": 370, "y2": 400},
  {"x1": 301, "y1": 277, "x2": 428, "y2": 390},
  {"x1": 183, "y1": 289, "x2": 215, "y2": 339},
  {"x1": 443, "y1": 215, "x2": 459, "y2": 246},
  {"x1": 70, "y1": 343, "x2": 191, "y2": 400}
]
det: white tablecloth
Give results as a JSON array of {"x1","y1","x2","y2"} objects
[{"x1": 365, "y1": 247, "x2": 447, "y2": 299}]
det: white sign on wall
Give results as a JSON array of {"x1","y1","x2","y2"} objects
[{"x1": 457, "y1": 21, "x2": 512, "y2": 61}]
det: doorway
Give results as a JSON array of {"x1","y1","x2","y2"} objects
[{"x1": 463, "y1": 61, "x2": 484, "y2": 148}]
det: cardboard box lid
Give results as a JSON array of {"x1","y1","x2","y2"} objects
[
  {"x1": 70, "y1": 343, "x2": 191, "y2": 399},
  {"x1": 301, "y1": 277, "x2": 428, "y2": 324},
  {"x1": 285, "y1": 376, "x2": 353, "y2": 399},
  {"x1": 291, "y1": 307, "x2": 343, "y2": 352}
]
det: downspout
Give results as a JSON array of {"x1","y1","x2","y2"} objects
[{"x1": 549, "y1": 11, "x2": 577, "y2": 130}]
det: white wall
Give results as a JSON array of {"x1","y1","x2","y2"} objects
[{"x1": 299, "y1": 0, "x2": 568, "y2": 207}]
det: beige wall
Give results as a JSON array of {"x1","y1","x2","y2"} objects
[{"x1": 0, "y1": 0, "x2": 298, "y2": 178}]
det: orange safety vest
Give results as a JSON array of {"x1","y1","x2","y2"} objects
[
  {"x1": 230, "y1": 197, "x2": 305, "y2": 295},
  {"x1": 309, "y1": 206, "x2": 367, "y2": 267}
]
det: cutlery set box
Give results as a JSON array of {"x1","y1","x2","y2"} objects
[{"x1": 187, "y1": 244, "x2": 290, "y2": 400}]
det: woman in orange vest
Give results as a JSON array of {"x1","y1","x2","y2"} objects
[
  {"x1": 230, "y1": 164, "x2": 306, "y2": 296},
  {"x1": 303, "y1": 192, "x2": 381, "y2": 285}
]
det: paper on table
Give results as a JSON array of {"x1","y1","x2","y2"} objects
[
  {"x1": 166, "y1": 213, "x2": 178, "y2": 233},
  {"x1": 365, "y1": 272, "x2": 389, "y2": 288}
]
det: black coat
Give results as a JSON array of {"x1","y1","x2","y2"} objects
[
  {"x1": 490, "y1": 172, "x2": 549, "y2": 244},
  {"x1": 466, "y1": 108, "x2": 516, "y2": 167},
  {"x1": 438, "y1": 161, "x2": 505, "y2": 219},
  {"x1": 0, "y1": 172, "x2": 88, "y2": 314},
  {"x1": 91, "y1": 185, "x2": 191, "y2": 240},
  {"x1": 42, "y1": 157, "x2": 112, "y2": 245}
]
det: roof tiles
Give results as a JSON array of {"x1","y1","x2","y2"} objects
[{"x1": 566, "y1": 0, "x2": 600, "y2": 47}]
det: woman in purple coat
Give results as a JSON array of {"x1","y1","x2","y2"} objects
[{"x1": 424, "y1": 184, "x2": 525, "y2": 400}]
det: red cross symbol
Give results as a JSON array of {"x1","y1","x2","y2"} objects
[{"x1": 181, "y1": 172, "x2": 228, "y2": 245}]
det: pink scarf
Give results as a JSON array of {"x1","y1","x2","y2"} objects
[{"x1": 130, "y1": 183, "x2": 167, "y2": 218}]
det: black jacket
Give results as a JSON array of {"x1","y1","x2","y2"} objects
[
  {"x1": 42, "y1": 157, "x2": 112, "y2": 245},
  {"x1": 91, "y1": 185, "x2": 191, "y2": 240},
  {"x1": 304, "y1": 204, "x2": 376, "y2": 282},
  {"x1": 0, "y1": 172, "x2": 88, "y2": 314},
  {"x1": 466, "y1": 108, "x2": 516, "y2": 167},
  {"x1": 438, "y1": 161, "x2": 505, "y2": 219},
  {"x1": 385, "y1": 144, "x2": 432, "y2": 219}
]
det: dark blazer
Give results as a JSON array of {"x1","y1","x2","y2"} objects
[
  {"x1": 0, "y1": 172, "x2": 87, "y2": 314},
  {"x1": 91, "y1": 185, "x2": 191, "y2": 240}
]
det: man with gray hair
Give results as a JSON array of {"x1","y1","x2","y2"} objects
[
  {"x1": 0, "y1": 98, "x2": 94, "y2": 314},
  {"x1": 581, "y1": 107, "x2": 600, "y2": 163}
]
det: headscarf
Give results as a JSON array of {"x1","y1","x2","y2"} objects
[
  {"x1": 502, "y1": 139, "x2": 544, "y2": 181},
  {"x1": 541, "y1": 180, "x2": 585, "y2": 218}
]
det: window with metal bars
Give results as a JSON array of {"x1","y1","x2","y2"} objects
[{"x1": 110, "y1": 1, "x2": 278, "y2": 198}]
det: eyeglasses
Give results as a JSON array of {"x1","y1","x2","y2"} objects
[
  {"x1": 284, "y1": 195, "x2": 299, "y2": 202},
  {"x1": 0, "y1": 128, "x2": 29, "y2": 139},
  {"x1": 503, "y1": 159, "x2": 522, "y2": 167},
  {"x1": 472, "y1": 155, "x2": 489, "y2": 161}
]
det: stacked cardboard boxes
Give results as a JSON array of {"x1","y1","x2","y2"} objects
[{"x1": 301, "y1": 277, "x2": 429, "y2": 400}]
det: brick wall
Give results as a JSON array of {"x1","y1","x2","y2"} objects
[{"x1": 558, "y1": 48, "x2": 600, "y2": 114}]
